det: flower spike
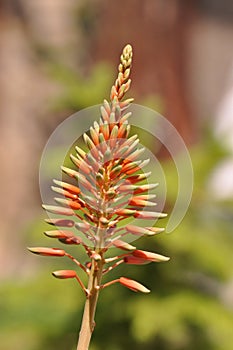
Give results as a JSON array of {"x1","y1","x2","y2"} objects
[{"x1": 29, "y1": 44, "x2": 170, "y2": 350}]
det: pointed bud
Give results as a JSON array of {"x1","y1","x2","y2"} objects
[
  {"x1": 134, "y1": 183, "x2": 159, "y2": 194},
  {"x1": 45, "y1": 218, "x2": 75, "y2": 227},
  {"x1": 59, "y1": 236, "x2": 82, "y2": 245},
  {"x1": 133, "y1": 194, "x2": 156, "y2": 200},
  {"x1": 81, "y1": 194, "x2": 97, "y2": 207},
  {"x1": 110, "y1": 85, "x2": 117, "y2": 100},
  {"x1": 83, "y1": 133, "x2": 95, "y2": 150},
  {"x1": 119, "y1": 98, "x2": 134, "y2": 109},
  {"x1": 146, "y1": 227, "x2": 165, "y2": 234},
  {"x1": 117, "y1": 123, "x2": 128, "y2": 138},
  {"x1": 52, "y1": 270, "x2": 77, "y2": 279},
  {"x1": 118, "y1": 83, "x2": 126, "y2": 99},
  {"x1": 51, "y1": 186, "x2": 78, "y2": 200},
  {"x1": 112, "y1": 239, "x2": 136, "y2": 251},
  {"x1": 54, "y1": 198, "x2": 81, "y2": 210},
  {"x1": 110, "y1": 125, "x2": 119, "y2": 139},
  {"x1": 28, "y1": 247, "x2": 65, "y2": 257},
  {"x1": 115, "y1": 104, "x2": 121, "y2": 121},
  {"x1": 52, "y1": 180, "x2": 80, "y2": 195},
  {"x1": 115, "y1": 208, "x2": 136, "y2": 217},
  {"x1": 117, "y1": 184, "x2": 136, "y2": 193},
  {"x1": 44, "y1": 230, "x2": 73, "y2": 239},
  {"x1": 109, "y1": 111, "x2": 116, "y2": 124},
  {"x1": 75, "y1": 146, "x2": 86, "y2": 159},
  {"x1": 61, "y1": 166, "x2": 78, "y2": 178},
  {"x1": 70, "y1": 154, "x2": 91, "y2": 175},
  {"x1": 100, "y1": 106, "x2": 109, "y2": 122},
  {"x1": 42, "y1": 205, "x2": 74, "y2": 216},
  {"x1": 116, "y1": 134, "x2": 137, "y2": 150},
  {"x1": 134, "y1": 211, "x2": 167, "y2": 219},
  {"x1": 133, "y1": 250, "x2": 170, "y2": 262},
  {"x1": 120, "y1": 112, "x2": 132, "y2": 124},
  {"x1": 125, "y1": 225, "x2": 156, "y2": 236},
  {"x1": 123, "y1": 139, "x2": 139, "y2": 157},
  {"x1": 99, "y1": 134, "x2": 107, "y2": 153},
  {"x1": 75, "y1": 222, "x2": 91, "y2": 233},
  {"x1": 90, "y1": 126, "x2": 99, "y2": 145},
  {"x1": 125, "y1": 147, "x2": 145, "y2": 162},
  {"x1": 119, "y1": 277, "x2": 150, "y2": 293},
  {"x1": 115, "y1": 145, "x2": 129, "y2": 158},
  {"x1": 103, "y1": 99, "x2": 111, "y2": 114},
  {"x1": 127, "y1": 172, "x2": 151, "y2": 184},
  {"x1": 83, "y1": 133, "x2": 99, "y2": 158},
  {"x1": 139, "y1": 159, "x2": 150, "y2": 168},
  {"x1": 122, "y1": 161, "x2": 140, "y2": 174},
  {"x1": 74, "y1": 173, "x2": 93, "y2": 191},
  {"x1": 129, "y1": 197, "x2": 156, "y2": 207},
  {"x1": 86, "y1": 153, "x2": 99, "y2": 171},
  {"x1": 101, "y1": 122, "x2": 110, "y2": 140}
]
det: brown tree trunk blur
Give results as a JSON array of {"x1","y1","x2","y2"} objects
[{"x1": 0, "y1": 0, "x2": 78, "y2": 278}]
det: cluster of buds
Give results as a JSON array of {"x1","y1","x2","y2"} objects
[{"x1": 29, "y1": 44, "x2": 169, "y2": 296}]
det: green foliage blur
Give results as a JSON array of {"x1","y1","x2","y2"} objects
[{"x1": 1, "y1": 63, "x2": 233, "y2": 350}]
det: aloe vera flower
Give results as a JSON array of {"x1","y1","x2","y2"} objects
[{"x1": 29, "y1": 44, "x2": 170, "y2": 350}]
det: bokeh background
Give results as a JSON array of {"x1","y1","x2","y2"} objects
[{"x1": 0, "y1": 1, "x2": 233, "y2": 349}]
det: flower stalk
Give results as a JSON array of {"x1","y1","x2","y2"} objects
[{"x1": 29, "y1": 44, "x2": 170, "y2": 350}]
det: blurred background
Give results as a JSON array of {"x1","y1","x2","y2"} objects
[{"x1": 0, "y1": 0, "x2": 233, "y2": 349}]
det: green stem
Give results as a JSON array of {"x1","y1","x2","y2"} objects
[{"x1": 76, "y1": 258, "x2": 104, "y2": 350}]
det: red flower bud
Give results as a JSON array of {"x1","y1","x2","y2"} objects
[
  {"x1": 28, "y1": 247, "x2": 65, "y2": 257},
  {"x1": 52, "y1": 270, "x2": 77, "y2": 279},
  {"x1": 129, "y1": 197, "x2": 156, "y2": 207},
  {"x1": 119, "y1": 277, "x2": 150, "y2": 293},
  {"x1": 51, "y1": 186, "x2": 78, "y2": 200},
  {"x1": 45, "y1": 219, "x2": 75, "y2": 227},
  {"x1": 125, "y1": 225, "x2": 154, "y2": 236},
  {"x1": 54, "y1": 198, "x2": 81, "y2": 210},
  {"x1": 70, "y1": 154, "x2": 91, "y2": 175},
  {"x1": 133, "y1": 250, "x2": 170, "y2": 262},
  {"x1": 134, "y1": 183, "x2": 158, "y2": 194},
  {"x1": 53, "y1": 180, "x2": 81, "y2": 195},
  {"x1": 42, "y1": 205, "x2": 74, "y2": 216},
  {"x1": 134, "y1": 211, "x2": 167, "y2": 219},
  {"x1": 112, "y1": 239, "x2": 136, "y2": 251},
  {"x1": 115, "y1": 208, "x2": 136, "y2": 217},
  {"x1": 44, "y1": 230, "x2": 73, "y2": 239},
  {"x1": 59, "y1": 236, "x2": 82, "y2": 245}
]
